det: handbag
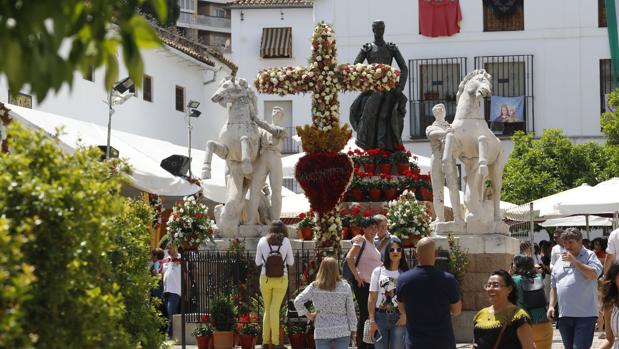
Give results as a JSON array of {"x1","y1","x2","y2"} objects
[
  {"x1": 362, "y1": 319, "x2": 376, "y2": 344},
  {"x1": 342, "y1": 240, "x2": 366, "y2": 285}
]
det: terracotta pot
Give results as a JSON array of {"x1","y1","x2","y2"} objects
[
  {"x1": 363, "y1": 163, "x2": 375, "y2": 175},
  {"x1": 196, "y1": 335, "x2": 212, "y2": 349},
  {"x1": 383, "y1": 188, "x2": 398, "y2": 201},
  {"x1": 288, "y1": 333, "x2": 305, "y2": 349},
  {"x1": 379, "y1": 163, "x2": 392, "y2": 175},
  {"x1": 213, "y1": 331, "x2": 235, "y2": 349},
  {"x1": 368, "y1": 188, "x2": 382, "y2": 201},
  {"x1": 307, "y1": 333, "x2": 316, "y2": 349},
  {"x1": 300, "y1": 227, "x2": 314, "y2": 241},
  {"x1": 351, "y1": 226, "x2": 363, "y2": 236},
  {"x1": 341, "y1": 226, "x2": 351, "y2": 240},
  {"x1": 397, "y1": 162, "x2": 410, "y2": 174},
  {"x1": 238, "y1": 334, "x2": 257, "y2": 349},
  {"x1": 350, "y1": 188, "x2": 365, "y2": 202}
]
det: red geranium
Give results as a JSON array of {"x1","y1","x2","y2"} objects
[{"x1": 201, "y1": 314, "x2": 209, "y2": 322}]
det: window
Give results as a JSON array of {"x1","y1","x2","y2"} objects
[
  {"x1": 600, "y1": 59, "x2": 615, "y2": 113},
  {"x1": 264, "y1": 100, "x2": 298, "y2": 153},
  {"x1": 143, "y1": 75, "x2": 152, "y2": 102},
  {"x1": 180, "y1": 0, "x2": 195, "y2": 12},
  {"x1": 214, "y1": 7, "x2": 226, "y2": 18},
  {"x1": 260, "y1": 27, "x2": 292, "y2": 58},
  {"x1": 600, "y1": 0, "x2": 608, "y2": 28},
  {"x1": 474, "y1": 55, "x2": 534, "y2": 136},
  {"x1": 409, "y1": 57, "x2": 467, "y2": 138},
  {"x1": 175, "y1": 86, "x2": 185, "y2": 112},
  {"x1": 483, "y1": 0, "x2": 524, "y2": 32}
]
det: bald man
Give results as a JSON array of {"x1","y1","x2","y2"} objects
[{"x1": 396, "y1": 237, "x2": 461, "y2": 349}]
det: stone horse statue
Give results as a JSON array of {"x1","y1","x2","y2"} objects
[
  {"x1": 201, "y1": 76, "x2": 281, "y2": 236},
  {"x1": 441, "y1": 69, "x2": 508, "y2": 234}
]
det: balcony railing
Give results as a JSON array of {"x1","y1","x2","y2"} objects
[{"x1": 178, "y1": 12, "x2": 230, "y2": 30}]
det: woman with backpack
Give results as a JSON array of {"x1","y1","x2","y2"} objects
[
  {"x1": 255, "y1": 220, "x2": 294, "y2": 349},
  {"x1": 345, "y1": 217, "x2": 382, "y2": 349},
  {"x1": 512, "y1": 255, "x2": 551, "y2": 349},
  {"x1": 294, "y1": 257, "x2": 358, "y2": 349}
]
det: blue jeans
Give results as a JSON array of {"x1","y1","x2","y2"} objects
[
  {"x1": 374, "y1": 311, "x2": 405, "y2": 349},
  {"x1": 315, "y1": 336, "x2": 350, "y2": 349},
  {"x1": 164, "y1": 292, "x2": 181, "y2": 337},
  {"x1": 557, "y1": 316, "x2": 597, "y2": 349}
]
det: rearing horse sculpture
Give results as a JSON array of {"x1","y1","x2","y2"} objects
[{"x1": 442, "y1": 69, "x2": 508, "y2": 234}]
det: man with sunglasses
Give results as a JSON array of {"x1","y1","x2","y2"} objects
[{"x1": 395, "y1": 237, "x2": 461, "y2": 349}]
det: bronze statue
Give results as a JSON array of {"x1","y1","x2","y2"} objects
[{"x1": 349, "y1": 20, "x2": 408, "y2": 151}]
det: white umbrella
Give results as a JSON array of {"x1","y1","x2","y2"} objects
[
  {"x1": 505, "y1": 183, "x2": 592, "y2": 220},
  {"x1": 551, "y1": 177, "x2": 619, "y2": 216},
  {"x1": 540, "y1": 215, "x2": 612, "y2": 227}
]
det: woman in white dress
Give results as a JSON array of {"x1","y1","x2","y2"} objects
[{"x1": 601, "y1": 263, "x2": 619, "y2": 349}]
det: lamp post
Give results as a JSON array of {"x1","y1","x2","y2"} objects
[
  {"x1": 186, "y1": 100, "x2": 201, "y2": 177},
  {"x1": 105, "y1": 77, "x2": 134, "y2": 159}
]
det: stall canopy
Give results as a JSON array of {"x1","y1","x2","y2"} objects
[
  {"x1": 504, "y1": 183, "x2": 593, "y2": 220},
  {"x1": 540, "y1": 215, "x2": 612, "y2": 227},
  {"x1": 550, "y1": 177, "x2": 619, "y2": 216}
]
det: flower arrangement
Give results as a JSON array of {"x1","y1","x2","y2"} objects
[
  {"x1": 366, "y1": 148, "x2": 391, "y2": 164},
  {"x1": 386, "y1": 191, "x2": 432, "y2": 240},
  {"x1": 363, "y1": 176, "x2": 382, "y2": 189},
  {"x1": 391, "y1": 145, "x2": 412, "y2": 163},
  {"x1": 347, "y1": 148, "x2": 372, "y2": 164},
  {"x1": 238, "y1": 322, "x2": 260, "y2": 336},
  {"x1": 166, "y1": 196, "x2": 214, "y2": 248},
  {"x1": 192, "y1": 314, "x2": 214, "y2": 337},
  {"x1": 381, "y1": 175, "x2": 400, "y2": 190},
  {"x1": 297, "y1": 211, "x2": 316, "y2": 228},
  {"x1": 348, "y1": 204, "x2": 370, "y2": 227}
]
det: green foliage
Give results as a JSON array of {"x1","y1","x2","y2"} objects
[
  {"x1": 140, "y1": 0, "x2": 180, "y2": 27},
  {"x1": 0, "y1": 0, "x2": 168, "y2": 101},
  {"x1": 0, "y1": 218, "x2": 36, "y2": 349},
  {"x1": 502, "y1": 129, "x2": 609, "y2": 204},
  {"x1": 238, "y1": 322, "x2": 260, "y2": 336},
  {"x1": 0, "y1": 123, "x2": 163, "y2": 348},
  {"x1": 446, "y1": 233, "x2": 468, "y2": 294},
  {"x1": 192, "y1": 322, "x2": 214, "y2": 337},
  {"x1": 211, "y1": 294, "x2": 237, "y2": 331}
]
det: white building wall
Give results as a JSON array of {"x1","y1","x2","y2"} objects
[
  {"x1": 0, "y1": 46, "x2": 232, "y2": 150},
  {"x1": 230, "y1": 7, "x2": 314, "y2": 130}
]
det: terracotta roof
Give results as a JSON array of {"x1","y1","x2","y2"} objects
[
  {"x1": 227, "y1": 0, "x2": 313, "y2": 9},
  {"x1": 152, "y1": 25, "x2": 238, "y2": 75}
]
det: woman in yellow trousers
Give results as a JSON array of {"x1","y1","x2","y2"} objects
[
  {"x1": 512, "y1": 255, "x2": 553, "y2": 349},
  {"x1": 255, "y1": 221, "x2": 294, "y2": 349}
]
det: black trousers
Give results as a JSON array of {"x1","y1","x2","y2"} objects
[{"x1": 353, "y1": 281, "x2": 373, "y2": 349}]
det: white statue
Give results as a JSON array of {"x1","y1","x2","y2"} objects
[
  {"x1": 246, "y1": 106, "x2": 287, "y2": 224},
  {"x1": 425, "y1": 103, "x2": 461, "y2": 224},
  {"x1": 201, "y1": 76, "x2": 283, "y2": 236},
  {"x1": 440, "y1": 69, "x2": 508, "y2": 234}
]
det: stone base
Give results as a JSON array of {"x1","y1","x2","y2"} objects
[
  {"x1": 172, "y1": 314, "x2": 199, "y2": 345},
  {"x1": 212, "y1": 224, "x2": 297, "y2": 239},
  {"x1": 432, "y1": 220, "x2": 510, "y2": 235},
  {"x1": 204, "y1": 237, "x2": 353, "y2": 251},
  {"x1": 452, "y1": 310, "x2": 476, "y2": 342}
]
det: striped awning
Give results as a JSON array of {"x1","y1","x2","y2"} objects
[{"x1": 261, "y1": 27, "x2": 292, "y2": 58}]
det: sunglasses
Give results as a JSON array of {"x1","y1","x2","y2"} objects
[
  {"x1": 389, "y1": 247, "x2": 402, "y2": 252},
  {"x1": 483, "y1": 282, "x2": 505, "y2": 289}
]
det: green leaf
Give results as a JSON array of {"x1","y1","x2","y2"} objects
[
  {"x1": 129, "y1": 15, "x2": 161, "y2": 49},
  {"x1": 152, "y1": 0, "x2": 168, "y2": 23}
]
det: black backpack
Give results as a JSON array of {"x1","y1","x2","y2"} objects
[
  {"x1": 263, "y1": 244, "x2": 285, "y2": 277},
  {"x1": 521, "y1": 276, "x2": 546, "y2": 310},
  {"x1": 342, "y1": 241, "x2": 366, "y2": 284}
]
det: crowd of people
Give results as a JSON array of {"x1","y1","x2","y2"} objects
[{"x1": 149, "y1": 220, "x2": 619, "y2": 349}]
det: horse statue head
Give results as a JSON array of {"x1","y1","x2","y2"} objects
[
  {"x1": 211, "y1": 76, "x2": 250, "y2": 107},
  {"x1": 456, "y1": 69, "x2": 492, "y2": 105}
]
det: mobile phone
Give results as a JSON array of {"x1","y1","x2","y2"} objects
[{"x1": 374, "y1": 329, "x2": 382, "y2": 342}]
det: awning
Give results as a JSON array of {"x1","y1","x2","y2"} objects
[{"x1": 261, "y1": 27, "x2": 292, "y2": 58}]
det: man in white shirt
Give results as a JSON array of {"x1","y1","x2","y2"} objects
[
  {"x1": 604, "y1": 227, "x2": 619, "y2": 275},
  {"x1": 161, "y1": 243, "x2": 182, "y2": 338},
  {"x1": 550, "y1": 229, "x2": 565, "y2": 272}
]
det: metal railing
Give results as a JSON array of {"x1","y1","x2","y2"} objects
[{"x1": 178, "y1": 12, "x2": 231, "y2": 30}]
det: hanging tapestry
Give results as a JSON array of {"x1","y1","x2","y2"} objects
[
  {"x1": 490, "y1": 96, "x2": 525, "y2": 123},
  {"x1": 483, "y1": 0, "x2": 523, "y2": 18},
  {"x1": 419, "y1": 0, "x2": 462, "y2": 38}
]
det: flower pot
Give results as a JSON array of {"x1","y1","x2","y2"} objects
[
  {"x1": 288, "y1": 333, "x2": 305, "y2": 349},
  {"x1": 383, "y1": 188, "x2": 398, "y2": 201},
  {"x1": 238, "y1": 334, "x2": 257, "y2": 349},
  {"x1": 368, "y1": 188, "x2": 382, "y2": 201},
  {"x1": 196, "y1": 335, "x2": 213, "y2": 349},
  {"x1": 397, "y1": 162, "x2": 410, "y2": 174},
  {"x1": 379, "y1": 163, "x2": 392, "y2": 175},
  {"x1": 307, "y1": 333, "x2": 316, "y2": 349},
  {"x1": 300, "y1": 227, "x2": 314, "y2": 241},
  {"x1": 213, "y1": 331, "x2": 235, "y2": 349},
  {"x1": 341, "y1": 226, "x2": 351, "y2": 240},
  {"x1": 351, "y1": 226, "x2": 363, "y2": 236},
  {"x1": 363, "y1": 163, "x2": 375, "y2": 175},
  {"x1": 350, "y1": 188, "x2": 365, "y2": 202}
]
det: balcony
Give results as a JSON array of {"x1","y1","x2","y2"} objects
[{"x1": 178, "y1": 12, "x2": 231, "y2": 32}]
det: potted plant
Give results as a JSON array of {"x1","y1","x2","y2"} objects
[
  {"x1": 349, "y1": 204, "x2": 365, "y2": 236},
  {"x1": 286, "y1": 322, "x2": 307, "y2": 349},
  {"x1": 365, "y1": 176, "x2": 382, "y2": 202},
  {"x1": 381, "y1": 175, "x2": 400, "y2": 201},
  {"x1": 375, "y1": 149, "x2": 393, "y2": 175},
  {"x1": 238, "y1": 322, "x2": 260, "y2": 349},
  {"x1": 211, "y1": 293, "x2": 237, "y2": 349},
  {"x1": 192, "y1": 315, "x2": 214, "y2": 349},
  {"x1": 386, "y1": 190, "x2": 432, "y2": 248},
  {"x1": 166, "y1": 195, "x2": 214, "y2": 251},
  {"x1": 348, "y1": 171, "x2": 367, "y2": 202},
  {"x1": 347, "y1": 148, "x2": 368, "y2": 171},
  {"x1": 297, "y1": 211, "x2": 316, "y2": 240},
  {"x1": 391, "y1": 145, "x2": 412, "y2": 174}
]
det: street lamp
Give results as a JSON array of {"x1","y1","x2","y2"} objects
[
  {"x1": 186, "y1": 100, "x2": 201, "y2": 177},
  {"x1": 105, "y1": 77, "x2": 134, "y2": 159}
]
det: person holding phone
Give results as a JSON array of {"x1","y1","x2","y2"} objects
[
  {"x1": 294, "y1": 257, "x2": 357, "y2": 349},
  {"x1": 368, "y1": 238, "x2": 409, "y2": 349}
]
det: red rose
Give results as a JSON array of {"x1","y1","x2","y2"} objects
[{"x1": 298, "y1": 212, "x2": 306, "y2": 219}]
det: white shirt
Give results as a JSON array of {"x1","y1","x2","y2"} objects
[
  {"x1": 369, "y1": 266, "x2": 401, "y2": 309},
  {"x1": 162, "y1": 255, "x2": 182, "y2": 296},
  {"x1": 550, "y1": 244, "x2": 565, "y2": 270},
  {"x1": 607, "y1": 228, "x2": 619, "y2": 262},
  {"x1": 255, "y1": 236, "x2": 294, "y2": 276}
]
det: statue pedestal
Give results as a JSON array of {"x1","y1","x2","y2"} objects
[
  {"x1": 432, "y1": 220, "x2": 510, "y2": 235},
  {"x1": 431, "y1": 233, "x2": 520, "y2": 342}
]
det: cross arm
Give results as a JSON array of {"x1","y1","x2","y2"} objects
[
  {"x1": 337, "y1": 63, "x2": 400, "y2": 93},
  {"x1": 254, "y1": 66, "x2": 313, "y2": 96}
]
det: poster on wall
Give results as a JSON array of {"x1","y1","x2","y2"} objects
[{"x1": 490, "y1": 95, "x2": 524, "y2": 123}]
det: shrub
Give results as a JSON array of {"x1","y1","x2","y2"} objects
[{"x1": 211, "y1": 294, "x2": 237, "y2": 331}]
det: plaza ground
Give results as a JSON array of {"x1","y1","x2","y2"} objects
[{"x1": 170, "y1": 328, "x2": 607, "y2": 348}]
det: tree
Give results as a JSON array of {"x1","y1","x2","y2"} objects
[
  {"x1": 141, "y1": 0, "x2": 180, "y2": 27},
  {"x1": 601, "y1": 89, "x2": 619, "y2": 178},
  {"x1": 0, "y1": 0, "x2": 168, "y2": 101},
  {"x1": 502, "y1": 129, "x2": 609, "y2": 205}
]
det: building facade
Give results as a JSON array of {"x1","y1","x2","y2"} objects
[{"x1": 178, "y1": 0, "x2": 232, "y2": 52}]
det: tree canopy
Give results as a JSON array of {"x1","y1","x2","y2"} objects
[{"x1": 0, "y1": 0, "x2": 169, "y2": 101}]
